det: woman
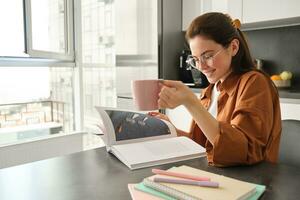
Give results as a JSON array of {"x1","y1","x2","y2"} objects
[{"x1": 151, "y1": 12, "x2": 281, "y2": 166}]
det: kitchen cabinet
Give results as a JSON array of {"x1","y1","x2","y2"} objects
[
  {"x1": 243, "y1": 0, "x2": 300, "y2": 24},
  {"x1": 168, "y1": 102, "x2": 300, "y2": 133},
  {"x1": 166, "y1": 105, "x2": 192, "y2": 132},
  {"x1": 182, "y1": 0, "x2": 201, "y2": 31},
  {"x1": 167, "y1": 94, "x2": 300, "y2": 132},
  {"x1": 166, "y1": 91, "x2": 201, "y2": 132},
  {"x1": 182, "y1": 0, "x2": 242, "y2": 30},
  {"x1": 202, "y1": 0, "x2": 242, "y2": 22},
  {"x1": 117, "y1": 96, "x2": 135, "y2": 110},
  {"x1": 280, "y1": 102, "x2": 300, "y2": 120},
  {"x1": 182, "y1": 0, "x2": 300, "y2": 31}
]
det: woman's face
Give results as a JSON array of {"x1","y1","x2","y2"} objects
[{"x1": 189, "y1": 35, "x2": 238, "y2": 83}]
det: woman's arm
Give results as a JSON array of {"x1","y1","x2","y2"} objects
[{"x1": 158, "y1": 80, "x2": 220, "y2": 145}]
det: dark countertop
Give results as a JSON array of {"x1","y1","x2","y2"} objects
[
  {"x1": 117, "y1": 87, "x2": 300, "y2": 102},
  {"x1": 278, "y1": 89, "x2": 300, "y2": 99},
  {"x1": 190, "y1": 86, "x2": 300, "y2": 100},
  {"x1": 190, "y1": 87, "x2": 203, "y2": 94},
  {"x1": 0, "y1": 147, "x2": 300, "y2": 200}
]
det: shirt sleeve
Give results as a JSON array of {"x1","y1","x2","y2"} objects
[
  {"x1": 189, "y1": 120, "x2": 207, "y2": 147},
  {"x1": 210, "y1": 73, "x2": 275, "y2": 166}
]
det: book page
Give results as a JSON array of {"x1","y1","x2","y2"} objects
[
  {"x1": 106, "y1": 110, "x2": 171, "y2": 141},
  {"x1": 95, "y1": 107, "x2": 177, "y2": 147},
  {"x1": 112, "y1": 137, "x2": 205, "y2": 165}
]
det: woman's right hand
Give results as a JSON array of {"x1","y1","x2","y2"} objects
[
  {"x1": 148, "y1": 112, "x2": 171, "y2": 122},
  {"x1": 158, "y1": 80, "x2": 198, "y2": 109}
]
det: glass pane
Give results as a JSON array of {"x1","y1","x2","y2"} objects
[
  {"x1": 0, "y1": 67, "x2": 50, "y2": 104},
  {"x1": 0, "y1": 0, "x2": 26, "y2": 57},
  {"x1": 31, "y1": 0, "x2": 66, "y2": 53},
  {"x1": 0, "y1": 66, "x2": 75, "y2": 145},
  {"x1": 81, "y1": 0, "x2": 158, "y2": 134}
]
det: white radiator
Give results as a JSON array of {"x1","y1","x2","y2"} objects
[{"x1": 0, "y1": 132, "x2": 85, "y2": 169}]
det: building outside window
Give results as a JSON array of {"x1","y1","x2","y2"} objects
[
  {"x1": 81, "y1": 0, "x2": 158, "y2": 133},
  {"x1": 0, "y1": 0, "x2": 159, "y2": 145},
  {"x1": 0, "y1": 0, "x2": 75, "y2": 145}
]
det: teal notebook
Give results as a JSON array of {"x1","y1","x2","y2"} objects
[
  {"x1": 136, "y1": 182, "x2": 266, "y2": 200},
  {"x1": 248, "y1": 185, "x2": 266, "y2": 200},
  {"x1": 135, "y1": 183, "x2": 176, "y2": 200}
]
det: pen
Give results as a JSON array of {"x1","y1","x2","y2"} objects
[
  {"x1": 152, "y1": 168, "x2": 211, "y2": 181},
  {"x1": 153, "y1": 177, "x2": 219, "y2": 188}
]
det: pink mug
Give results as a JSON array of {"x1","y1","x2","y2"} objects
[{"x1": 131, "y1": 79, "x2": 162, "y2": 111}]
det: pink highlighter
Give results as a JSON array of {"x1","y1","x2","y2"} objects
[
  {"x1": 153, "y1": 177, "x2": 219, "y2": 188},
  {"x1": 152, "y1": 168, "x2": 211, "y2": 181}
]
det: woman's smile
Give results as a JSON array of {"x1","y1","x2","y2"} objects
[{"x1": 202, "y1": 69, "x2": 216, "y2": 77}]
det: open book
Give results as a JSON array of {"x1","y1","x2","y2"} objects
[{"x1": 96, "y1": 107, "x2": 206, "y2": 170}]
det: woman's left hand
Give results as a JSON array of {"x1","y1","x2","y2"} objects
[
  {"x1": 148, "y1": 112, "x2": 171, "y2": 122},
  {"x1": 158, "y1": 80, "x2": 198, "y2": 109}
]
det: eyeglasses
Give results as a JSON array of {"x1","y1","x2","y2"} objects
[{"x1": 185, "y1": 48, "x2": 224, "y2": 70}]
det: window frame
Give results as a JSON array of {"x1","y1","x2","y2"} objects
[
  {"x1": 24, "y1": 0, "x2": 74, "y2": 61},
  {"x1": 0, "y1": 0, "x2": 78, "y2": 134}
]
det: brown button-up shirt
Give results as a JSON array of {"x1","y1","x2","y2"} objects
[{"x1": 190, "y1": 70, "x2": 281, "y2": 166}]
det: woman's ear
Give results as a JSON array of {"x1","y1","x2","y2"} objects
[{"x1": 230, "y1": 39, "x2": 239, "y2": 56}]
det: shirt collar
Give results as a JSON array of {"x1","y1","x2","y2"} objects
[{"x1": 201, "y1": 72, "x2": 240, "y2": 99}]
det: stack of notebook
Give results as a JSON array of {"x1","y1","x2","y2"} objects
[{"x1": 128, "y1": 165, "x2": 266, "y2": 200}]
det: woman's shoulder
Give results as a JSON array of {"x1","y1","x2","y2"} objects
[
  {"x1": 239, "y1": 70, "x2": 270, "y2": 85},
  {"x1": 237, "y1": 70, "x2": 277, "y2": 97}
]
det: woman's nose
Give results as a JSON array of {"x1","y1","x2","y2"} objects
[{"x1": 196, "y1": 62, "x2": 209, "y2": 71}]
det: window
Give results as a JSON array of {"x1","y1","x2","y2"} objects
[
  {"x1": 25, "y1": 0, "x2": 74, "y2": 60},
  {"x1": 0, "y1": 67, "x2": 50, "y2": 104},
  {"x1": 0, "y1": 0, "x2": 159, "y2": 144},
  {"x1": 0, "y1": 0, "x2": 27, "y2": 57},
  {"x1": 0, "y1": 66, "x2": 75, "y2": 136},
  {"x1": 0, "y1": 0, "x2": 75, "y2": 144}
]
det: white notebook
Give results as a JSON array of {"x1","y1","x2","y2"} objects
[{"x1": 96, "y1": 107, "x2": 206, "y2": 170}]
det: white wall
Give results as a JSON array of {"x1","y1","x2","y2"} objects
[{"x1": 0, "y1": 132, "x2": 84, "y2": 169}]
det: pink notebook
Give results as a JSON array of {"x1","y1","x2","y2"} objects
[{"x1": 128, "y1": 184, "x2": 162, "y2": 200}]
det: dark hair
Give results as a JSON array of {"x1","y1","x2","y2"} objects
[{"x1": 185, "y1": 12, "x2": 255, "y2": 74}]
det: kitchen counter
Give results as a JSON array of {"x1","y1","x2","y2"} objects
[
  {"x1": 189, "y1": 87, "x2": 300, "y2": 102},
  {"x1": 117, "y1": 87, "x2": 300, "y2": 103},
  {"x1": 190, "y1": 87, "x2": 203, "y2": 94},
  {"x1": 1, "y1": 147, "x2": 300, "y2": 200},
  {"x1": 278, "y1": 89, "x2": 300, "y2": 99}
]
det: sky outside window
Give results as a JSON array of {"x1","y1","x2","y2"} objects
[
  {"x1": 0, "y1": 67, "x2": 50, "y2": 104},
  {"x1": 0, "y1": 0, "x2": 26, "y2": 57},
  {"x1": 0, "y1": 1, "x2": 65, "y2": 104},
  {"x1": 31, "y1": 0, "x2": 66, "y2": 53}
]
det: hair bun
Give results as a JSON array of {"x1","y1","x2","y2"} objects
[{"x1": 232, "y1": 19, "x2": 241, "y2": 29}]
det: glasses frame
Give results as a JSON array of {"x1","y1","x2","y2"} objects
[{"x1": 185, "y1": 48, "x2": 224, "y2": 70}]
